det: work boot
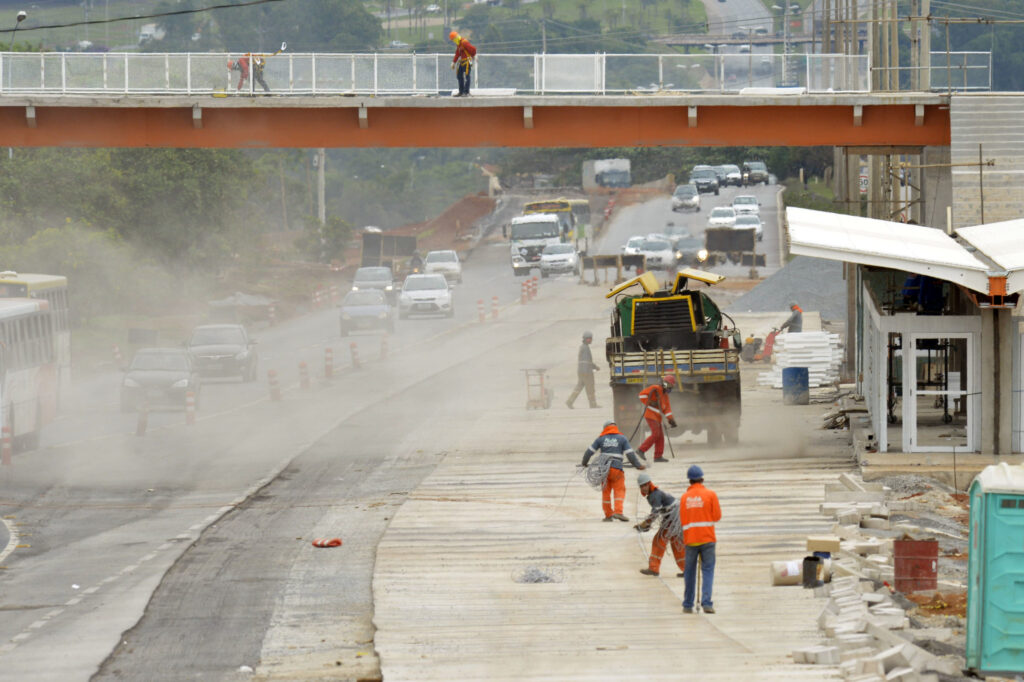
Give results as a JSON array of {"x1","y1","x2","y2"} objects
[
  {"x1": 602, "y1": 516, "x2": 614, "y2": 522},
  {"x1": 612, "y1": 513, "x2": 629, "y2": 522},
  {"x1": 565, "y1": 400, "x2": 574, "y2": 409},
  {"x1": 654, "y1": 457, "x2": 668, "y2": 463},
  {"x1": 640, "y1": 568, "x2": 659, "y2": 576},
  {"x1": 703, "y1": 606, "x2": 715, "y2": 614},
  {"x1": 676, "y1": 572, "x2": 686, "y2": 578},
  {"x1": 683, "y1": 606, "x2": 694, "y2": 614}
]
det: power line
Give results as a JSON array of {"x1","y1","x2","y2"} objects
[{"x1": 0, "y1": 0, "x2": 287, "y2": 37}]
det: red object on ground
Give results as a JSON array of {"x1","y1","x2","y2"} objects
[
  {"x1": 312, "y1": 538, "x2": 343, "y2": 548},
  {"x1": 755, "y1": 329, "x2": 780, "y2": 362},
  {"x1": 894, "y1": 539, "x2": 938, "y2": 593}
]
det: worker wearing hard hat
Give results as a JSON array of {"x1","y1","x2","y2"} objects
[
  {"x1": 581, "y1": 420, "x2": 645, "y2": 522},
  {"x1": 780, "y1": 301, "x2": 803, "y2": 333},
  {"x1": 449, "y1": 31, "x2": 477, "y2": 97},
  {"x1": 566, "y1": 330, "x2": 600, "y2": 409},
  {"x1": 680, "y1": 465, "x2": 721, "y2": 614},
  {"x1": 636, "y1": 375, "x2": 677, "y2": 463},
  {"x1": 634, "y1": 472, "x2": 686, "y2": 578}
]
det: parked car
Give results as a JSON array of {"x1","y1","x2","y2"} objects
[
  {"x1": 340, "y1": 289, "x2": 395, "y2": 336},
  {"x1": 186, "y1": 324, "x2": 258, "y2": 381},
  {"x1": 732, "y1": 194, "x2": 761, "y2": 216},
  {"x1": 721, "y1": 164, "x2": 743, "y2": 187},
  {"x1": 671, "y1": 230, "x2": 710, "y2": 266},
  {"x1": 734, "y1": 214, "x2": 764, "y2": 241},
  {"x1": 352, "y1": 266, "x2": 396, "y2": 299},
  {"x1": 742, "y1": 161, "x2": 770, "y2": 186},
  {"x1": 121, "y1": 347, "x2": 201, "y2": 412},
  {"x1": 622, "y1": 235, "x2": 646, "y2": 256},
  {"x1": 690, "y1": 166, "x2": 720, "y2": 195},
  {"x1": 671, "y1": 184, "x2": 701, "y2": 212},
  {"x1": 398, "y1": 273, "x2": 454, "y2": 318},
  {"x1": 637, "y1": 238, "x2": 676, "y2": 270},
  {"x1": 539, "y1": 243, "x2": 581, "y2": 277},
  {"x1": 424, "y1": 249, "x2": 463, "y2": 284},
  {"x1": 708, "y1": 206, "x2": 737, "y2": 228}
]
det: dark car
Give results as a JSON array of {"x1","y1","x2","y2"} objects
[
  {"x1": 690, "y1": 166, "x2": 720, "y2": 195},
  {"x1": 340, "y1": 289, "x2": 395, "y2": 336},
  {"x1": 671, "y1": 184, "x2": 700, "y2": 212},
  {"x1": 742, "y1": 161, "x2": 770, "y2": 186},
  {"x1": 186, "y1": 324, "x2": 258, "y2": 381},
  {"x1": 121, "y1": 348, "x2": 201, "y2": 412},
  {"x1": 351, "y1": 266, "x2": 396, "y2": 299},
  {"x1": 666, "y1": 228, "x2": 710, "y2": 267}
]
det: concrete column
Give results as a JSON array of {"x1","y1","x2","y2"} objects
[
  {"x1": 921, "y1": 146, "x2": 951, "y2": 229},
  {"x1": 998, "y1": 309, "x2": 1014, "y2": 454}
]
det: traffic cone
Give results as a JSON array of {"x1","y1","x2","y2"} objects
[
  {"x1": 477, "y1": 299, "x2": 485, "y2": 323},
  {"x1": 521, "y1": 281, "x2": 528, "y2": 305},
  {"x1": 350, "y1": 342, "x2": 361, "y2": 369},
  {"x1": 325, "y1": 347, "x2": 334, "y2": 379},
  {"x1": 268, "y1": 369, "x2": 282, "y2": 401},
  {"x1": 185, "y1": 391, "x2": 196, "y2": 426}
]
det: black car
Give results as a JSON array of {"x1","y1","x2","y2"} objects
[
  {"x1": 340, "y1": 289, "x2": 395, "y2": 336},
  {"x1": 690, "y1": 167, "x2": 720, "y2": 195},
  {"x1": 186, "y1": 324, "x2": 258, "y2": 381},
  {"x1": 667, "y1": 229, "x2": 710, "y2": 267},
  {"x1": 121, "y1": 348, "x2": 201, "y2": 412}
]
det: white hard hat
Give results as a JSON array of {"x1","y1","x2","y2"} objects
[{"x1": 637, "y1": 472, "x2": 651, "y2": 486}]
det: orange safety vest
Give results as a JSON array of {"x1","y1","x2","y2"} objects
[
  {"x1": 638, "y1": 383, "x2": 673, "y2": 422},
  {"x1": 679, "y1": 482, "x2": 721, "y2": 545}
]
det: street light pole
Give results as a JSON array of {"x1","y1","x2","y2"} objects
[{"x1": 9, "y1": 10, "x2": 26, "y2": 52}]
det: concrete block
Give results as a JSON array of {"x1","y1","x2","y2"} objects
[
  {"x1": 812, "y1": 646, "x2": 841, "y2": 665},
  {"x1": 867, "y1": 554, "x2": 891, "y2": 566},
  {"x1": 884, "y1": 666, "x2": 918, "y2": 680},
  {"x1": 861, "y1": 517, "x2": 891, "y2": 530},
  {"x1": 870, "y1": 504, "x2": 891, "y2": 518},
  {"x1": 832, "y1": 523, "x2": 865, "y2": 540},
  {"x1": 826, "y1": 489, "x2": 889, "y2": 503},
  {"x1": 909, "y1": 627, "x2": 953, "y2": 643},
  {"x1": 839, "y1": 509, "x2": 864, "y2": 525},
  {"x1": 808, "y1": 534, "x2": 842, "y2": 553},
  {"x1": 862, "y1": 592, "x2": 887, "y2": 605},
  {"x1": 873, "y1": 644, "x2": 913, "y2": 672},
  {"x1": 855, "y1": 657, "x2": 886, "y2": 676},
  {"x1": 840, "y1": 472, "x2": 867, "y2": 491},
  {"x1": 841, "y1": 646, "x2": 879, "y2": 662}
]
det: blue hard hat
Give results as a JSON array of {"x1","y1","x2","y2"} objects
[{"x1": 687, "y1": 465, "x2": 704, "y2": 480}]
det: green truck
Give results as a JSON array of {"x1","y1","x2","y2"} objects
[{"x1": 605, "y1": 269, "x2": 742, "y2": 445}]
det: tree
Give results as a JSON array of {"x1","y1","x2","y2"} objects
[{"x1": 214, "y1": 0, "x2": 381, "y2": 53}]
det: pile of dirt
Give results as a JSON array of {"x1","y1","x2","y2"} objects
[
  {"x1": 726, "y1": 255, "x2": 847, "y2": 322},
  {"x1": 906, "y1": 591, "x2": 967, "y2": 618},
  {"x1": 389, "y1": 194, "x2": 497, "y2": 253}
]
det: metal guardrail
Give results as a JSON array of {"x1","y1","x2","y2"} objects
[{"x1": 0, "y1": 51, "x2": 874, "y2": 96}]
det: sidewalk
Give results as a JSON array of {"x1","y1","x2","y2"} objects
[{"x1": 373, "y1": 336, "x2": 852, "y2": 680}]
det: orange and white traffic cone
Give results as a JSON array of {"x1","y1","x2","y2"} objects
[
  {"x1": 492, "y1": 296, "x2": 499, "y2": 320},
  {"x1": 1, "y1": 425, "x2": 11, "y2": 466},
  {"x1": 325, "y1": 347, "x2": 334, "y2": 379},
  {"x1": 521, "y1": 281, "x2": 528, "y2": 305},
  {"x1": 531, "y1": 276, "x2": 539, "y2": 300},
  {"x1": 477, "y1": 299, "x2": 485, "y2": 323},
  {"x1": 299, "y1": 361, "x2": 310, "y2": 390},
  {"x1": 268, "y1": 304, "x2": 277, "y2": 326},
  {"x1": 350, "y1": 342, "x2": 361, "y2": 369},
  {"x1": 185, "y1": 391, "x2": 196, "y2": 426},
  {"x1": 268, "y1": 369, "x2": 282, "y2": 401}
]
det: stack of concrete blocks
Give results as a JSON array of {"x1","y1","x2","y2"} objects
[
  {"x1": 789, "y1": 473, "x2": 961, "y2": 681},
  {"x1": 757, "y1": 331, "x2": 843, "y2": 388}
]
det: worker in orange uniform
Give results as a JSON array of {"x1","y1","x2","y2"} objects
[
  {"x1": 449, "y1": 31, "x2": 476, "y2": 97},
  {"x1": 680, "y1": 465, "x2": 721, "y2": 614},
  {"x1": 637, "y1": 375, "x2": 677, "y2": 463},
  {"x1": 228, "y1": 54, "x2": 270, "y2": 93},
  {"x1": 634, "y1": 472, "x2": 686, "y2": 578},
  {"x1": 581, "y1": 420, "x2": 645, "y2": 522}
]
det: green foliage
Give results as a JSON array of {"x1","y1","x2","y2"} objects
[
  {"x1": 212, "y1": 0, "x2": 381, "y2": 53},
  {"x1": 294, "y1": 215, "x2": 354, "y2": 263},
  {"x1": 781, "y1": 178, "x2": 839, "y2": 213}
]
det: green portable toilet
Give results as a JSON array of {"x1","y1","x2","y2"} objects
[{"x1": 967, "y1": 463, "x2": 1024, "y2": 675}]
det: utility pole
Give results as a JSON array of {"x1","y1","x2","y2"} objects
[
  {"x1": 317, "y1": 148, "x2": 326, "y2": 226},
  {"x1": 541, "y1": 19, "x2": 546, "y2": 54}
]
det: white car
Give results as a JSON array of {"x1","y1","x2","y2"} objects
[
  {"x1": 708, "y1": 206, "x2": 737, "y2": 228},
  {"x1": 733, "y1": 214, "x2": 764, "y2": 241},
  {"x1": 622, "y1": 235, "x2": 646, "y2": 256},
  {"x1": 539, "y1": 243, "x2": 581, "y2": 277},
  {"x1": 671, "y1": 184, "x2": 700, "y2": 212},
  {"x1": 398, "y1": 274, "x2": 454, "y2": 319},
  {"x1": 637, "y1": 238, "x2": 676, "y2": 270},
  {"x1": 424, "y1": 249, "x2": 463, "y2": 284},
  {"x1": 732, "y1": 194, "x2": 761, "y2": 216},
  {"x1": 722, "y1": 164, "x2": 743, "y2": 187}
]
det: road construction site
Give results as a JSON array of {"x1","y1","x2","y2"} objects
[{"x1": 0, "y1": 187, "x2": 981, "y2": 682}]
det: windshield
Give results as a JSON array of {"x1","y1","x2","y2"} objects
[
  {"x1": 190, "y1": 327, "x2": 246, "y2": 345},
  {"x1": 626, "y1": 237, "x2": 644, "y2": 248},
  {"x1": 723, "y1": 165, "x2": 740, "y2": 174},
  {"x1": 748, "y1": 162, "x2": 767, "y2": 171},
  {"x1": 642, "y1": 240, "x2": 670, "y2": 251},
  {"x1": 426, "y1": 251, "x2": 457, "y2": 263},
  {"x1": 691, "y1": 169, "x2": 715, "y2": 180},
  {"x1": 403, "y1": 276, "x2": 447, "y2": 292},
  {"x1": 344, "y1": 290, "x2": 386, "y2": 306},
  {"x1": 734, "y1": 196, "x2": 757, "y2": 205},
  {"x1": 132, "y1": 351, "x2": 189, "y2": 371},
  {"x1": 674, "y1": 185, "x2": 696, "y2": 196},
  {"x1": 711, "y1": 208, "x2": 735, "y2": 217},
  {"x1": 543, "y1": 244, "x2": 575, "y2": 255},
  {"x1": 510, "y1": 221, "x2": 559, "y2": 240},
  {"x1": 355, "y1": 267, "x2": 391, "y2": 282}
]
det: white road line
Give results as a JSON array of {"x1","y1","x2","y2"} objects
[
  {"x1": 157, "y1": 542, "x2": 172, "y2": 551},
  {"x1": 83, "y1": 586, "x2": 99, "y2": 595},
  {"x1": 44, "y1": 608, "x2": 63, "y2": 619},
  {"x1": 11, "y1": 633, "x2": 30, "y2": 642},
  {"x1": 27, "y1": 620, "x2": 47, "y2": 630},
  {"x1": 140, "y1": 551, "x2": 157, "y2": 562},
  {"x1": 0, "y1": 518, "x2": 20, "y2": 565},
  {"x1": 65, "y1": 596, "x2": 82, "y2": 606}
]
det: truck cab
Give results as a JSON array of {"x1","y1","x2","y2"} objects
[{"x1": 508, "y1": 214, "x2": 562, "y2": 277}]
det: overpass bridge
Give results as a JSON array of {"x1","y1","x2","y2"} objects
[{"x1": 0, "y1": 50, "x2": 973, "y2": 148}]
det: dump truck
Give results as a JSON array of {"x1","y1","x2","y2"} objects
[
  {"x1": 582, "y1": 159, "x2": 632, "y2": 190},
  {"x1": 360, "y1": 232, "x2": 418, "y2": 277},
  {"x1": 605, "y1": 269, "x2": 742, "y2": 445}
]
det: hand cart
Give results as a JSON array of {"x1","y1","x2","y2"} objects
[{"x1": 522, "y1": 368, "x2": 553, "y2": 410}]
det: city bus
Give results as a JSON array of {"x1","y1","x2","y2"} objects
[
  {"x1": 0, "y1": 272, "x2": 70, "y2": 400},
  {"x1": 523, "y1": 199, "x2": 575, "y2": 240},
  {"x1": 567, "y1": 199, "x2": 592, "y2": 252},
  {"x1": 0, "y1": 298, "x2": 58, "y2": 450}
]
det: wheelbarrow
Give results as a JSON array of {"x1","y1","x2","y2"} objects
[{"x1": 522, "y1": 368, "x2": 553, "y2": 410}]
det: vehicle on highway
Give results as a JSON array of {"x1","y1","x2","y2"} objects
[
  {"x1": 187, "y1": 324, "x2": 258, "y2": 381},
  {"x1": 670, "y1": 230, "x2": 710, "y2": 267},
  {"x1": 523, "y1": 198, "x2": 574, "y2": 239},
  {"x1": 568, "y1": 198, "x2": 591, "y2": 250},
  {"x1": 732, "y1": 194, "x2": 761, "y2": 216},
  {"x1": 721, "y1": 164, "x2": 743, "y2": 187},
  {"x1": 398, "y1": 273, "x2": 454, "y2": 319},
  {"x1": 742, "y1": 160, "x2": 770, "y2": 186},
  {"x1": 352, "y1": 266, "x2": 397, "y2": 299},
  {"x1": 671, "y1": 184, "x2": 701, "y2": 212},
  {"x1": 637, "y1": 238, "x2": 676, "y2": 270},
  {"x1": 711, "y1": 165, "x2": 728, "y2": 185},
  {"x1": 539, "y1": 243, "x2": 581, "y2": 277},
  {"x1": 424, "y1": 249, "x2": 463, "y2": 284},
  {"x1": 0, "y1": 297, "x2": 59, "y2": 449},
  {"x1": 708, "y1": 206, "x2": 737, "y2": 227},
  {"x1": 121, "y1": 347, "x2": 201, "y2": 412},
  {"x1": 0, "y1": 271, "x2": 71, "y2": 399},
  {"x1": 509, "y1": 213, "x2": 562, "y2": 276},
  {"x1": 734, "y1": 214, "x2": 764, "y2": 241},
  {"x1": 622, "y1": 235, "x2": 646, "y2": 256},
  {"x1": 340, "y1": 289, "x2": 395, "y2": 336},
  {"x1": 690, "y1": 166, "x2": 720, "y2": 195}
]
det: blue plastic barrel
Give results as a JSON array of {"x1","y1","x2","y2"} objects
[{"x1": 782, "y1": 367, "x2": 809, "y2": 405}]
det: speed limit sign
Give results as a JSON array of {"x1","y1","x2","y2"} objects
[{"x1": 859, "y1": 174, "x2": 869, "y2": 196}]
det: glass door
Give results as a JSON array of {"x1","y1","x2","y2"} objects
[{"x1": 906, "y1": 334, "x2": 973, "y2": 452}]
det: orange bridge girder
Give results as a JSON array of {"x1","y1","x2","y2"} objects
[{"x1": 0, "y1": 94, "x2": 950, "y2": 148}]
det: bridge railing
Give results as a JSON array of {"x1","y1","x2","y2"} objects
[{"x1": 0, "y1": 51, "x2": 873, "y2": 96}]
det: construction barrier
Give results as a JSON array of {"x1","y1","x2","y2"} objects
[
  {"x1": 350, "y1": 342, "x2": 361, "y2": 369},
  {"x1": 185, "y1": 391, "x2": 196, "y2": 426},
  {"x1": 380, "y1": 336, "x2": 388, "y2": 360},
  {"x1": 136, "y1": 404, "x2": 149, "y2": 437},
  {"x1": 325, "y1": 347, "x2": 334, "y2": 379},
  {"x1": 492, "y1": 296, "x2": 499, "y2": 320},
  {"x1": 1, "y1": 426, "x2": 11, "y2": 466},
  {"x1": 312, "y1": 538, "x2": 343, "y2": 548},
  {"x1": 530, "y1": 276, "x2": 539, "y2": 300},
  {"x1": 477, "y1": 299, "x2": 485, "y2": 323},
  {"x1": 299, "y1": 361, "x2": 310, "y2": 390},
  {"x1": 521, "y1": 281, "x2": 528, "y2": 304},
  {"x1": 268, "y1": 369, "x2": 282, "y2": 401}
]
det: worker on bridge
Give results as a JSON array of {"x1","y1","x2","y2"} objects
[
  {"x1": 566, "y1": 330, "x2": 600, "y2": 409},
  {"x1": 581, "y1": 420, "x2": 645, "y2": 522},
  {"x1": 680, "y1": 464, "x2": 721, "y2": 614},
  {"x1": 228, "y1": 54, "x2": 270, "y2": 93},
  {"x1": 634, "y1": 472, "x2": 685, "y2": 578},
  {"x1": 449, "y1": 31, "x2": 476, "y2": 97},
  {"x1": 637, "y1": 375, "x2": 677, "y2": 463},
  {"x1": 780, "y1": 301, "x2": 803, "y2": 334}
]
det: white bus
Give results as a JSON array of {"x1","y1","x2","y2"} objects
[
  {"x1": 0, "y1": 298, "x2": 58, "y2": 450},
  {"x1": 0, "y1": 272, "x2": 70, "y2": 402}
]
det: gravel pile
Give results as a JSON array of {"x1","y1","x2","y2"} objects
[
  {"x1": 881, "y1": 474, "x2": 955, "y2": 496},
  {"x1": 515, "y1": 567, "x2": 561, "y2": 584},
  {"x1": 726, "y1": 255, "x2": 847, "y2": 322}
]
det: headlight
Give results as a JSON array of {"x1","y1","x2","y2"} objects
[
  {"x1": 351, "y1": 285, "x2": 359, "y2": 291},
  {"x1": 172, "y1": 379, "x2": 189, "y2": 388},
  {"x1": 385, "y1": 285, "x2": 393, "y2": 291},
  {"x1": 123, "y1": 378, "x2": 140, "y2": 388},
  {"x1": 675, "y1": 251, "x2": 683, "y2": 260},
  {"x1": 698, "y1": 248, "x2": 709, "y2": 262}
]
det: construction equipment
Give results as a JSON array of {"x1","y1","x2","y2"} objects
[
  {"x1": 753, "y1": 328, "x2": 780, "y2": 362},
  {"x1": 605, "y1": 269, "x2": 742, "y2": 446},
  {"x1": 522, "y1": 368, "x2": 553, "y2": 409}
]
